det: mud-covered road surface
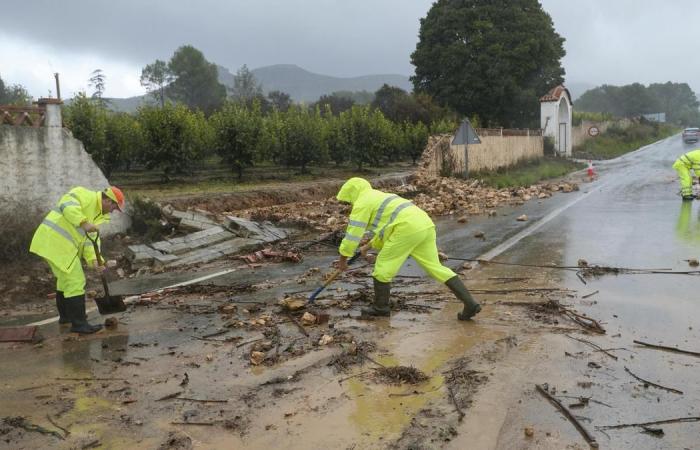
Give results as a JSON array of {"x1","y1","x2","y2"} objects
[{"x1": 2, "y1": 134, "x2": 699, "y2": 449}]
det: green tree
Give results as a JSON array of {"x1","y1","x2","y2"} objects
[
  {"x1": 230, "y1": 64, "x2": 263, "y2": 101},
  {"x1": 88, "y1": 69, "x2": 109, "y2": 108},
  {"x1": 210, "y1": 101, "x2": 265, "y2": 179},
  {"x1": 278, "y1": 106, "x2": 328, "y2": 173},
  {"x1": 140, "y1": 59, "x2": 172, "y2": 108},
  {"x1": 411, "y1": 0, "x2": 565, "y2": 128},
  {"x1": 324, "y1": 106, "x2": 349, "y2": 165},
  {"x1": 314, "y1": 93, "x2": 355, "y2": 115},
  {"x1": 105, "y1": 112, "x2": 143, "y2": 174},
  {"x1": 0, "y1": 75, "x2": 32, "y2": 105},
  {"x1": 267, "y1": 90, "x2": 292, "y2": 112},
  {"x1": 63, "y1": 92, "x2": 110, "y2": 171},
  {"x1": 167, "y1": 45, "x2": 226, "y2": 114},
  {"x1": 341, "y1": 105, "x2": 396, "y2": 170},
  {"x1": 402, "y1": 121, "x2": 429, "y2": 165},
  {"x1": 138, "y1": 104, "x2": 210, "y2": 180}
]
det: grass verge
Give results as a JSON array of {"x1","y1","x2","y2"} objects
[
  {"x1": 474, "y1": 157, "x2": 585, "y2": 189},
  {"x1": 574, "y1": 121, "x2": 679, "y2": 160}
]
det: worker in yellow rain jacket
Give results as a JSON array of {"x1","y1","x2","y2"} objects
[
  {"x1": 672, "y1": 149, "x2": 700, "y2": 200},
  {"x1": 336, "y1": 177, "x2": 481, "y2": 319},
  {"x1": 30, "y1": 186, "x2": 125, "y2": 334}
]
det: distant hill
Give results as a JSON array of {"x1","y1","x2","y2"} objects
[
  {"x1": 238, "y1": 64, "x2": 412, "y2": 102},
  {"x1": 68, "y1": 64, "x2": 414, "y2": 112}
]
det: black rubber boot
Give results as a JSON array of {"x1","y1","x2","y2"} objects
[
  {"x1": 55, "y1": 291, "x2": 70, "y2": 325},
  {"x1": 361, "y1": 278, "x2": 391, "y2": 317},
  {"x1": 65, "y1": 295, "x2": 102, "y2": 334},
  {"x1": 445, "y1": 276, "x2": 482, "y2": 320}
]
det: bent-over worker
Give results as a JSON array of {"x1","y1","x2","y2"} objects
[
  {"x1": 673, "y1": 149, "x2": 700, "y2": 200},
  {"x1": 30, "y1": 186, "x2": 125, "y2": 334},
  {"x1": 335, "y1": 177, "x2": 481, "y2": 320}
]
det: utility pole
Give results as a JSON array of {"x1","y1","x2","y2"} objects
[{"x1": 54, "y1": 73, "x2": 61, "y2": 100}]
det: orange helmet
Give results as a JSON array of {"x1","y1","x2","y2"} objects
[{"x1": 104, "y1": 186, "x2": 125, "y2": 211}]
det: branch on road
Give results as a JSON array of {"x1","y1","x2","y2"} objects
[
  {"x1": 565, "y1": 334, "x2": 618, "y2": 360},
  {"x1": 624, "y1": 367, "x2": 683, "y2": 395},
  {"x1": 597, "y1": 416, "x2": 700, "y2": 430},
  {"x1": 633, "y1": 340, "x2": 700, "y2": 358},
  {"x1": 535, "y1": 384, "x2": 599, "y2": 448}
]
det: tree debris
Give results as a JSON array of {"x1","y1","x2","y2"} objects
[
  {"x1": 373, "y1": 366, "x2": 429, "y2": 385},
  {"x1": 597, "y1": 416, "x2": 700, "y2": 430},
  {"x1": 624, "y1": 367, "x2": 683, "y2": 395},
  {"x1": 2, "y1": 416, "x2": 64, "y2": 440},
  {"x1": 535, "y1": 384, "x2": 598, "y2": 448},
  {"x1": 633, "y1": 340, "x2": 700, "y2": 358}
]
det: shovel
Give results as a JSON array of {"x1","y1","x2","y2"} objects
[
  {"x1": 85, "y1": 232, "x2": 126, "y2": 315},
  {"x1": 308, "y1": 251, "x2": 362, "y2": 304}
]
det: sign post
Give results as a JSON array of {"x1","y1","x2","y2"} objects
[{"x1": 452, "y1": 119, "x2": 481, "y2": 177}]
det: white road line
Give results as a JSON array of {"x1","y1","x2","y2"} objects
[
  {"x1": 28, "y1": 267, "x2": 239, "y2": 327},
  {"x1": 478, "y1": 180, "x2": 610, "y2": 261}
]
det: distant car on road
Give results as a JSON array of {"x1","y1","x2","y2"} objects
[{"x1": 682, "y1": 127, "x2": 700, "y2": 144}]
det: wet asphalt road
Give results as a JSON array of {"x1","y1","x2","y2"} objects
[
  {"x1": 485, "y1": 134, "x2": 700, "y2": 449},
  {"x1": 6, "y1": 133, "x2": 699, "y2": 449}
]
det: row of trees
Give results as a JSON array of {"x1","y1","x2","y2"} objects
[
  {"x1": 63, "y1": 96, "x2": 445, "y2": 180},
  {"x1": 575, "y1": 82, "x2": 700, "y2": 125},
  {"x1": 0, "y1": 74, "x2": 32, "y2": 105}
]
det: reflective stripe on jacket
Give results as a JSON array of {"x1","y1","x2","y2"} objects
[
  {"x1": 336, "y1": 177, "x2": 434, "y2": 257},
  {"x1": 677, "y1": 149, "x2": 700, "y2": 171},
  {"x1": 29, "y1": 187, "x2": 110, "y2": 272}
]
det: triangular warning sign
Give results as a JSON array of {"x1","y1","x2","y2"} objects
[{"x1": 451, "y1": 119, "x2": 481, "y2": 145}]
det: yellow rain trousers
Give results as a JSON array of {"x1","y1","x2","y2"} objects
[
  {"x1": 30, "y1": 187, "x2": 110, "y2": 297},
  {"x1": 673, "y1": 149, "x2": 700, "y2": 197},
  {"x1": 336, "y1": 177, "x2": 455, "y2": 283}
]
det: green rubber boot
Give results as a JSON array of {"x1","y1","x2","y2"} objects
[
  {"x1": 65, "y1": 295, "x2": 102, "y2": 334},
  {"x1": 56, "y1": 291, "x2": 70, "y2": 325},
  {"x1": 361, "y1": 278, "x2": 391, "y2": 317},
  {"x1": 445, "y1": 276, "x2": 481, "y2": 320}
]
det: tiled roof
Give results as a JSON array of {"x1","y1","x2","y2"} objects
[{"x1": 539, "y1": 85, "x2": 571, "y2": 102}]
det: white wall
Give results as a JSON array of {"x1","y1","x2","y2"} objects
[{"x1": 0, "y1": 104, "x2": 129, "y2": 234}]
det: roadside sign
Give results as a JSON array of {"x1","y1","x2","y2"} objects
[
  {"x1": 452, "y1": 119, "x2": 481, "y2": 145},
  {"x1": 588, "y1": 126, "x2": 600, "y2": 137}
]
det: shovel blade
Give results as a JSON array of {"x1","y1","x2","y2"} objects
[{"x1": 95, "y1": 295, "x2": 127, "y2": 315}]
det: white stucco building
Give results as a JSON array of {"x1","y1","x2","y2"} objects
[{"x1": 540, "y1": 85, "x2": 573, "y2": 156}]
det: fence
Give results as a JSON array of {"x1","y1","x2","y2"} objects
[
  {"x1": 419, "y1": 128, "x2": 544, "y2": 178},
  {"x1": 0, "y1": 105, "x2": 47, "y2": 127}
]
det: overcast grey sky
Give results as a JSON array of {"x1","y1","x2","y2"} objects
[{"x1": 1, "y1": 1, "x2": 698, "y2": 99}]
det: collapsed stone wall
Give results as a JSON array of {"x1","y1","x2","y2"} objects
[{"x1": 418, "y1": 132, "x2": 544, "y2": 178}]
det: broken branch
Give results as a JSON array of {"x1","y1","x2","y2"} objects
[
  {"x1": 156, "y1": 391, "x2": 183, "y2": 401},
  {"x1": 565, "y1": 334, "x2": 618, "y2": 360},
  {"x1": 535, "y1": 384, "x2": 599, "y2": 448},
  {"x1": 46, "y1": 414, "x2": 70, "y2": 437},
  {"x1": 597, "y1": 416, "x2": 700, "y2": 430},
  {"x1": 2, "y1": 417, "x2": 64, "y2": 440},
  {"x1": 633, "y1": 340, "x2": 700, "y2": 358},
  {"x1": 175, "y1": 397, "x2": 229, "y2": 403},
  {"x1": 286, "y1": 312, "x2": 309, "y2": 337},
  {"x1": 623, "y1": 367, "x2": 683, "y2": 395}
]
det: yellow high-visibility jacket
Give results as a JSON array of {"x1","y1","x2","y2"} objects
[
  {"x1": 675, "y1": 149, "x2": 700, "y2": 172},
  {"x1": 336, "y1": 177, "x2": 434, "y2": 257},
  {"x1": 30, "y1": 187, "x2": 110, "y2": 272}
]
